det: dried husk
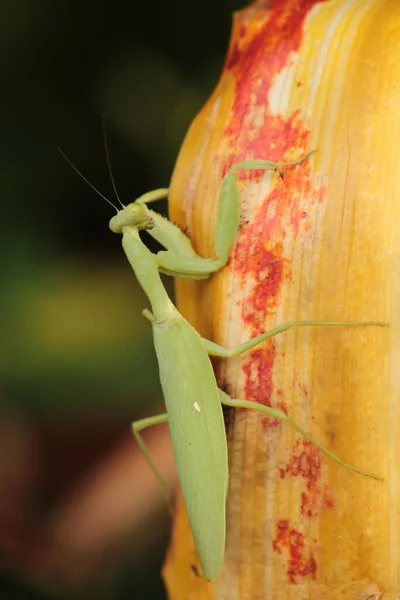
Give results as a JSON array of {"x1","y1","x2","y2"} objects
[{"x1": 163, "y1": 0, "x2": 400, "y2": 598}]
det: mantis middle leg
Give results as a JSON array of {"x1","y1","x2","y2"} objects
[{"x1": 202, "y1": 319, "x2": 389, "y2": 358}]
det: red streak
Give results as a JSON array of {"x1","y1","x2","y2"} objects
[
  {"x1": 220, "y1": 0, "x2": 332, "y2": 580},
  {"x1": 224, "y1": 3, "x2": 326, "y2": 407},
  {"x1": 272, "y1": 519, "x2": 317, "y2": 583},
  {"x1": 280, "y1": 439, "x2": 334, "y2": 517}
]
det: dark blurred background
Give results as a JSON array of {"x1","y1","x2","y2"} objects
[{"x1": 0, "y1": 0, "x2": 244, "y2": 597}]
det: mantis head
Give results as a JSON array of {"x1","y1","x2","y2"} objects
[{"x1": 109, "y1": 201, "x2": 154, "y2": 234}]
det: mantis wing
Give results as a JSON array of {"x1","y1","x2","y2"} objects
[{"x1": 151, "y1": 312, "x2": 229, "y2": 581}]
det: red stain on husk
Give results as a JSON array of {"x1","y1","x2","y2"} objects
[
  {"x1": 224, "y1": 0, "x2": 328, "y2": 167},
  {"x1": 242, "y1": 347, "x2": 274, "y2": 406},
  {"x1": 224, "y1": 2, "x2": 326, "y2": 408},
  {"x1": 280, "y1": 438, "x2": 321, "y2": 482},
  {"x1": 218, "y1": 0, "x2": 333, "y2": 581},
  {"x1": 322, "y1": 484, "x2": 335, "y2": 511},
  {"x1": 226, "y1": 0, "x2": 327, "y2": 314},
  {"x1": 272, "y1": 519, "x2": 317, "y2": 583},
  {"x1": 238, "y1": 243, "x2": 289, "y2": 335},
  {"x1": 280, "y1": 439, "x2": 334, "y2": 518}
]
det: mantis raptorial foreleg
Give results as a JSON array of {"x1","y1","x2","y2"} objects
[
  {"x1": 131, "y1": 413, "x2": 174, "y2": 511},
  {"x1": 150, "y1": 152, "x2": 316, "y2": 279}
]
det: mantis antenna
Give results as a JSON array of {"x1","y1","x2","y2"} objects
[
  {"x1": 101, "y1": 114, "x2": 169, "y2": 207},
  {"x1": 101, "y1": 117, "x2": 125, "y2": 209},
  {"x1": 58, "y1": 147, "x2": 120, "y2": 212}
]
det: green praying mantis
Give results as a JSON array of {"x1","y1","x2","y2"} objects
[{"x1": 61, "y1": 147, "x2": 387, "y2": 582}]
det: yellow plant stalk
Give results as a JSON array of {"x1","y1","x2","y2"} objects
[{"x1": 163, "y1": 0, "x2": 400, "y2": 598}]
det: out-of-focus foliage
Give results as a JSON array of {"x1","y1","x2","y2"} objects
[
  {"x1": 1, "y1": 0, "x2": 244, "y2": 415},
  {"x1": 0, "y1": 0, "x2": 243, "y2": 598}
]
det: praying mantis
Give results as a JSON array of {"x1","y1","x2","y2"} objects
[{"x1": 62, "y1": 148, "x2": 387, "y2": 581}]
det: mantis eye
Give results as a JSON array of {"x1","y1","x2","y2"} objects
[
  {"x1": 126, "y1": 203, "x2": 154, "y2": 230},
  {"x1": 127, "y1": 203, "x2": 146, "y2": 221}
]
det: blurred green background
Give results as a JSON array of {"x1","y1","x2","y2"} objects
[{"x1": 0, "y1": 0, "x2": 244, "y2": 597}]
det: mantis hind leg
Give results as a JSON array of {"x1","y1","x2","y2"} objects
[
  {"x1": 218, "y1": 389, "x2": 383, "y2": 481},
  {"x1": 132, "y1": 413, "x2": 174, "y2": 512}
]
